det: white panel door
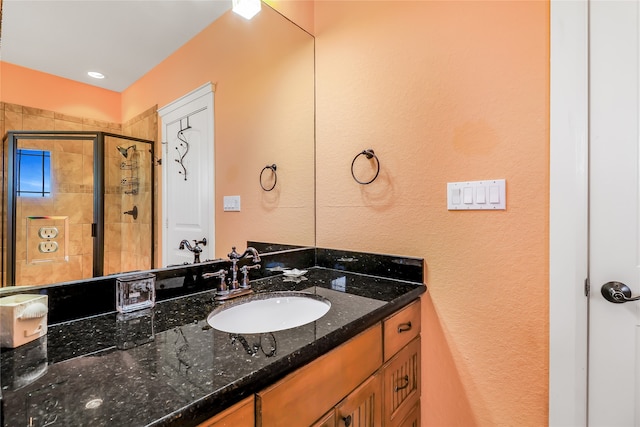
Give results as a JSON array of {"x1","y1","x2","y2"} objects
[
  {"x1": 589, "y1": 1, "x2": 640, "y2": 425},
  {"x1": 159, "y1": 84, "x2": 215, "y2": 266}
]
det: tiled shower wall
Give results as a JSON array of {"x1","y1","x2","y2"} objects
[
  {"x1": 1, "y1": 102, "x2": 158, "y2": 286},
  {"x1": 101, "y1": 106, "x2": 157, "y2": 276},
  {"x1": 120, "y1": 107, "x2": 157, "y2": 273}
]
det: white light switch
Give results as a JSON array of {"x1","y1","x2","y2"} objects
[
  {"x1": 489, "y1": 186, "x2": 500, "y2": 204},
  {"x1": 463, "y1": 187, "x2": 473, "y2": 204},
  {"x1": 223, "y1": 195, "x2": 241, "y2": 212},
  {"x1": 476, "y1": 186, "x2": 486, "y2": 204},
  {"x1": 447, "y1": 179, "x2": 506, "y2": 210},
  {"x1": 451, "y1": 188, "x2": 461, "y2": 205}
]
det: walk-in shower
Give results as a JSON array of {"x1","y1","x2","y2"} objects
[{"x1": 1, "y1": 131, "x2": 155, "y2": 286}]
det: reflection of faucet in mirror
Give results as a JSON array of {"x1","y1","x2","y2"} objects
[{"x1": 178, "y1": 238, "x2": 207, "y2": 264}]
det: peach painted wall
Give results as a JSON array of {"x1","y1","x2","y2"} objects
[
  {"x1": 0, "y1": 62, "x2": 121, "y2": 123},
  {"x1": 266, "y1": 0, "x2": 315, "y2": 34},
  {"x1": 314, "y1": 1, "x2": 549, "y2": 426},
  {"x1": 122, "y1": 6, "x2": 315, "y2": 259}
]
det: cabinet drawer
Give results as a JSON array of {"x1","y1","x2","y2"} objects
[
  {"x1": 393, "y1": 400, "x2": 420, "y2": 427},
  {"x1": 257, "y1": 324, "x2": 383, "y2": 427},
  {"x1": 197, "y1": 395, "x2": 254, "y2": 427},
  {"x1": 383, "y1": 337, "x2": 421, "y2": 427},
  {"x1": 335, "y1": 372, "x2": 383, "y2": 427},
  {"x1": 383, "y1": 299, "x2": 421, "y2": 361}
]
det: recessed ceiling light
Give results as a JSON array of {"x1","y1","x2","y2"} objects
[
  {"x1": 232, "y1": 0, "x2": 261, "y2": 20},
  {"x1": 88, "y1": 71, "x2": 105, "y2": 79}
]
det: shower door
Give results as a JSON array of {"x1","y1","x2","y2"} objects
[
  {"x1": 2, "y1": 131, "x2": 154, "y2": 286},
  {"x1": 4, "y1": 132, "x2": 96, "y2": 286},
  {"x1": 101, "y1": 134, "x2": 154, "y2": 276}
]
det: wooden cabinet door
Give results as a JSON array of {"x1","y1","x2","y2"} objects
[
  {"x1": 393, "y1": 401, "x2": 420, "y2": 427},
  {"x1": 257, "y1": 325, "x2": 382, "y2": 427},
  {"x1": 197, "y1": 395, "x2": 254, "y2": 427},
  {"x1": 383, "y1": 337, "x2": 420, "y2": 427},
  {"x1": 335, "y1": 372, "x2": 383, "y2": 427}
]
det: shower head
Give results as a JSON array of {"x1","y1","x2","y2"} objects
[{"x1": 116, "y1": 145, "x2": 136, "y2": 158}]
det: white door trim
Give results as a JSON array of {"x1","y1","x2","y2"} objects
[
  {"x1": 549, "y1": 1, "x2": 589, "y2": 425},
  {"x1": 158, "y1": 82, "x2": 216, "y2": 265}
]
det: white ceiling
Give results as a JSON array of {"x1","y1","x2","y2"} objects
[{"x1": 0, "y1": 0, "x2": 232, "y2": 92}]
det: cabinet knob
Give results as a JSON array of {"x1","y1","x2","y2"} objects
[{"x1": 343, "y1": 414, "x2": 352, "y2": 427}]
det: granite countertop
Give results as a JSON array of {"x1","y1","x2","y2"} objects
[{"x1": 0, "y1": 267, "x2": 425, "y2": 427}]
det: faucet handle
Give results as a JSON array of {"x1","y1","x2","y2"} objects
[
  {"x1": 240, "y1": 264, "x2": 261, "y2": 288},
  {"x1": 203, "y1": 269, "x2": 228, "y2": 296},
  {"x1": 228, "y1": 246, "x2": 241, "y2": 260}
]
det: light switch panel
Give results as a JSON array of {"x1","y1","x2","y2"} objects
[
  {"x1": 447, "y1": 179, "x2": 506, "y2": 210},
  {"x1": 223, "y1": 195, "x2": 241, "y2": 212}
]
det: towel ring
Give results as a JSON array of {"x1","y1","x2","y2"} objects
[
  {"x1": 351, "y1": 149, "x2": 380, "y2": 185},
  {"x1": 260, "y1": 164, "x2": 278, "y2": 191}
]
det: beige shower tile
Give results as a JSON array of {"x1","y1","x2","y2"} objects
[
  {"x1": 82, "y1": 223, "x2": 94, "y2": 253},
  {"x1": 82, "y1": 253, "x2": 93, "y2": 279},
  {"x1": 54, "y1": 119, "x2": 83, "y2": 131},
  {"x1": 79, "y1": 193, "x2": 94, "y2": 223},
  {"x1": 52, "y1": 256, "x2": 83, "y2": 283},
  {"x1": 53, "y1": 193, "x2": 86, "y2": 224},
  {"x1": 83, "y1": 118, "x2": 120, "y2": 132},
  {"x1": 22, "y1": 106, "x2": 54, "y2": 119},
  {"x1": 21, "y1": 197, "x2": 55, "y2": 218},
  {"x1": 105, "y1": 223, "x2": 122, "y2": 253},
  {"x1": 53, "y1": 138, "x2": 84, "y2": 154},
  {"x1": 82, "y1": 154, "x2": 94, "y2": 188},
  {"x1": 54, "y1": 112, "x2": 82, "y2": 124},
  {"x1": 16, "y1": 261, "x2": 53, "y2": 287},
  {"x1": 4, "y1": 103, "x2": 22, "y2": 113},
  {"x1": 105, "y1": 194, "x2": 122, "y2": 224},
  {"x1": 83, "y1": 140, "x2": 94, "y2": 157},
  {"x1": 54, "y1": 151, "x2": 83, "y2": 184},
  {"x1": 68, "y1": 224, "x2": 83, "y2": 256},
  {"x1": 106, "y1": 250, "x2": 122, "y2": 275},
  {"x1": 5, "y1": 110, "x2": 22, "y2": 130},
  {"x1": 23, "y1": 114, "x2": 55, "y2": 131}
]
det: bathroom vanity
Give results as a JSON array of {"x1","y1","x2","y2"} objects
[{"x1": 0, "y1": 248, "x2": 425, "y2": 426}]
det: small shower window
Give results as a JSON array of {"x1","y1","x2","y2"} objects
[{"x1": 16, "y1": 149, "x2": 51, "y2": 197}]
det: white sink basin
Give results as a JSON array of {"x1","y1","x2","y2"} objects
[{"x1": 207, "y1": 292, "x2": 331, "y2": 334}]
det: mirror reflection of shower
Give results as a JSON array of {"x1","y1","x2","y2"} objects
[
  {"x1": 116, "y1": 145, "x2": 136, "y2": 159},
  {"x1": 2, "y1": 131, "x2": 155, "y2": 286},
  {"x1": 119, "y1": 145, "x2": 139, "y2": 196}
]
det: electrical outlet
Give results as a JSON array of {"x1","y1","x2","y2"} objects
[
  {"x1": 38, "y1": 227, "x2": 58, "y2": 239},
  {"x1": 38, "y1": 241, "x2": 59, "y2": 253}
]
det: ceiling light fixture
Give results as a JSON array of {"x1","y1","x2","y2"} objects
[
  {"x1": 232, "y1": 0, "x2": 261, "y2": 20},
  {"x1": 87, "y1": 71, "x2": 105, "y2": 79}
]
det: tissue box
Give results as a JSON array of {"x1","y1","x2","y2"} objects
[{"x1": 0, "y1": 294, "x2": 48, "y2": 348}]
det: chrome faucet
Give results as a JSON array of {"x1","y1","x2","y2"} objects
[
  {"x1": 178, "y1": 238, "x2": 207, "y2": 263},
  {"x1": 208, "y1": 246, "x2": 261, "y2": 300},
  {"x1": 228, "y1": 246, "x2": 261, "y2": 289}
]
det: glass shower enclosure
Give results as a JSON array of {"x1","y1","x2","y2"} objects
[{"x1": 1, "y1": 131, "x2": 154, "y2": 287}]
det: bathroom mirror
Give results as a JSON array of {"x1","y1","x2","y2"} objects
[{"x1": 0, "y1": 2, "x2": 315, "y2": 287}]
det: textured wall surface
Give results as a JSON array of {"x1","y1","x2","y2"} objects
[
  {"x1": 0, "y1": 62, "x2": 121, "y2": 123},
  {"x1": 313, "y1": 1, "x2": 549, "y2": 425}
]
